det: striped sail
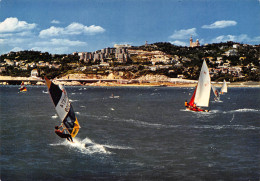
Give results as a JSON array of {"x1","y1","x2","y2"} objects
[
  {"x1": 45, "y1": 77, "x2": 80, "y2": 137},
  {"x1": 194, "y1": 60, "x2": 211, "y2": 107}
]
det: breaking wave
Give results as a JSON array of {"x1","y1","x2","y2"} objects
[
  {"x1": 224, "y1": 108, "x2": 260, "y2": 114},
  {"x1": 118, "y1": 118, "x2": 167, "y2": 128},
  {"x1": 51, "y1": 114, "x2": 58, "y2": 119},
  {"x1": 50, "y1": 137, "x2": 110, "y2": 155},
  {"x1": 103, "y1": 144, "x2": 133, "y2": 150},
  {"x1": 69, "y1": 99, "x2": 78, "y2": 102},
  {"x1": 50, "y1": 137, "x2": 133, "y2": 155},
  {"x1": 190, "y1": 125, "x2": 260, "y2": 130}
]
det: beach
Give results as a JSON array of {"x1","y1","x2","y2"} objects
[{"x1": 0, "y1": 75, "x2": 259, "y2": 87}]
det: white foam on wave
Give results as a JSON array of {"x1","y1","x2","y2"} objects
[
  {"x1": 51, "y1": 114, "x2": 58, "y2": 119},
  {"x1": 120, "y1": 118, "x2": 166, "y2": 128},
  {"x1": 234, "y1": 108, "x2": 259, "y2": 112},
  {"x1": 211, "y1": 100, "x2": 223, "y2": 103},
  {"x1": 180, "y1": 109, "x2": 189, "y2": 112},
  {"x1": 50, "y1": 137, "x2": 111, "y2": 155},
  {"x1": 103, "y1": 144, "x2": 133, "y2": 150},
  {"x1": 69, "y1": 99, "x2": 78, "y2": 102},
  {"x1": 181, "y1": 108, "x2": 218, "y2": 114},
  {"x1": 191, "y1": 124, "x2": 259, "y2": 130},
  {"x1": 224, "y1": 108, "x2": 259, "y2": 114}
]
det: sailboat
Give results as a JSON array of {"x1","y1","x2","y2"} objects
[
  {"x1": 109, "y1": 93, "x2": 120, "y2": 99},
  {"x1": 211, "y1": 84, "x2": 220, "y2": 101},
  {"x1": 45, "y1": 77, "x2": 80, "y2": 138},
  {"x1": 220, "y1": 79, "x2": 227, "y2": 94},
  {"x1": 19, "y1": 81, "x2": 27, "y2": 92},
  {"x1": 185, "y1": 60, "x2": 211, "y2": 112}
]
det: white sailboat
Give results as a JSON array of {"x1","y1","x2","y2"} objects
[
  {"x1": 211, "y1": 84, "x2": 220, "y2": 101},
  {"x1": 185, "y1": 60, "x2": 211, "y2": 112},
  {"x1": 220, "y1": 79, "x2": 228, "y2": 94}
]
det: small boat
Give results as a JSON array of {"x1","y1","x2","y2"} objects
[
  {"x1": 220, "y1": 79, "x2": 227, "y2": 94},
  {"x1": 109, "y1": 93, "x2": 120, "y2": 99},
  {"x1": 185, "y1": 60, "x2": 211, "y2": 112},
  {"x1": 211, "y1": 84, "x2": 220, "y2": 101},
  {"x1": 19, "y1": 81, "x2": 27, "y2": 92}
]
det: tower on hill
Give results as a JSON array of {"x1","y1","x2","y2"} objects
[{"x1": 190, "y1": 36, "x2": 200, "y2": 47}]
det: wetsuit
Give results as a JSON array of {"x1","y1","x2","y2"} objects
[{"x1": 55, "y1": 129, "x2": 73, "y2": 142}]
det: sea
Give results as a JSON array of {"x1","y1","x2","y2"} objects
[{"x1": 0, "y1": 85, "x2": 259, "y2": 181}]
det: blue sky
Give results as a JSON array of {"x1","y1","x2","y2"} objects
[{"x1": 0, "y1": 0, "x2": 259, "y2": 55}]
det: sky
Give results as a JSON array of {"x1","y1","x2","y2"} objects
[{"x1": 0, "y1": 0, "x2": 259, "y2": 55}]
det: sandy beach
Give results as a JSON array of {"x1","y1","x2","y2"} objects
[{"x1": 0, "y1": 75, "x2": 259, "y2": 87}]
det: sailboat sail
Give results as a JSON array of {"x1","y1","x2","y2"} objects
[
  {"x1": 212, "y1": 84, "x2": 220, "y2": 101},
  {"x1": 188, "y1": 87, "x2": 197, "y2": 106},
  {"x1": 19, "y1": 81, "x2": 27, "y2": 92},
  {"x1": 194, "y1": 60, "x2": 211, "y2": 107},
  {"x1": 221, "y1": 79, "x2": 228, "y2": 93},
  {"x1": 45, "y1": 77, "x2": 80, "y2": 137}
]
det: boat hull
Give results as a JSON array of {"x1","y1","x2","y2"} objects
[{"x1": 186, "y1": 106, "x2": 209, "y2": 112}]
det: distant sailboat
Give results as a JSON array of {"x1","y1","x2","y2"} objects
[
  {"x1": 211, "y1": 84, "x2": 220, "y2": 101},
  {"x1": 220, "y1": 79, "x2": 228, "y2": 94},
  {"x1": 19, "y1": 81, "x2": 27, "y2": 92},
  {"x1": 185, "y1": 60, "x2": 211, "y2": 112},
  {"x1": 45, "y1": 77, "x2": 80, "y2": 138},
  {"x1": 109, "y1": 93, "x2": 120, "y2": 99}
]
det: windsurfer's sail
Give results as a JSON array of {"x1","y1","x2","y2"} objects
[
  {"x1": 212, "y1": 84, "x2": 220, "y2": 101},
  {"x1": 185, "y1": 60, "x2": 211, "y2": 112},
  {"x1": 220, "y1": 79, "x2": 227, "y2": 94},
  {"x1": 19, "y1": 81, "x2": 27, "y2": 92},
  {"x1": 45, "y1": 77, "x2": 80, "y2": 137}
]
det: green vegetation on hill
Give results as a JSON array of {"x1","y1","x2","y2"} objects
[{"x1": 0, "y1": 41, "x2": 259, "y2": 82}]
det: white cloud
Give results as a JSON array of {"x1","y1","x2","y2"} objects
[
  {"x1": 33, "y1": 38, "x2": 87, "y2": 46},
  {"x1": 169, "y1": 28, "x2": 197, "y2": 39},
  {"x1": 10, "y1": 47, "x2": 23, "y2": 52},
  {"x1": 83, "y1": 25, "x2": 105, "y2": 35},
  {"x1": 51, "y1": 20, "x2": 60, "y2": 24},
  {"x1": 31, "y1": 46, "x2": 70, "y2": 54},
  {"x1": 0, "y1": 33, "x2": 13, "y2": 38},
  {"x1": 0, "y1": 17, "x2": 36, "y2": 33},
  {"x1": 28, "y1": 38, "x2": 87, "y2": 54},
  {"x1": 211, "y1": 34, "x2": 250, "y2": 43},
  {"x1": 0, "y1": 39, "x2": 4, "y2": 44},
  {"x1": 251, "y1": 36, "x2": 260, "y2": 42},
  {"x1": 0, "y1": 38, "x2": 29, "y2": 46},
  {"x1": 39, "y1": 26, "x2": 64, "y2": 37},
  {"x1": 39, "y1": 22, "x2": 105, "y2": 37},
  {"x1": 202, "y1": 20, "x2": 237, "y2": 29},
  {"x1": 169, "y1": 40, "x2": 188, "y2": 46}
]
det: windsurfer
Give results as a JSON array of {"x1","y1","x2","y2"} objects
[
  {"x1": 54, "y1": 125, "x2": 73, "y2": 142},
  {"x1": 185, "y1": 100, "x2": 189, "y2": 107}
]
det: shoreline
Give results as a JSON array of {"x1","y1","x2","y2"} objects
[{"x1": 0, "y1": 76, "x2": 259, "y2": 87}]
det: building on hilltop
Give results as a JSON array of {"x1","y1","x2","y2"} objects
[
  {"x1": 114, "y1": 44, "x2": 132, "y2": 49},
  {"x1": 31, "y1": 69, "x2": 39, "y2": 78},
  {"x1": 190, "y1": 36, "x2": 200, "y2": 47}
]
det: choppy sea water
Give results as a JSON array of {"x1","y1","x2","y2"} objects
[{"x1": 0, "y1": 86, "x2": 259, "y2": 180}]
